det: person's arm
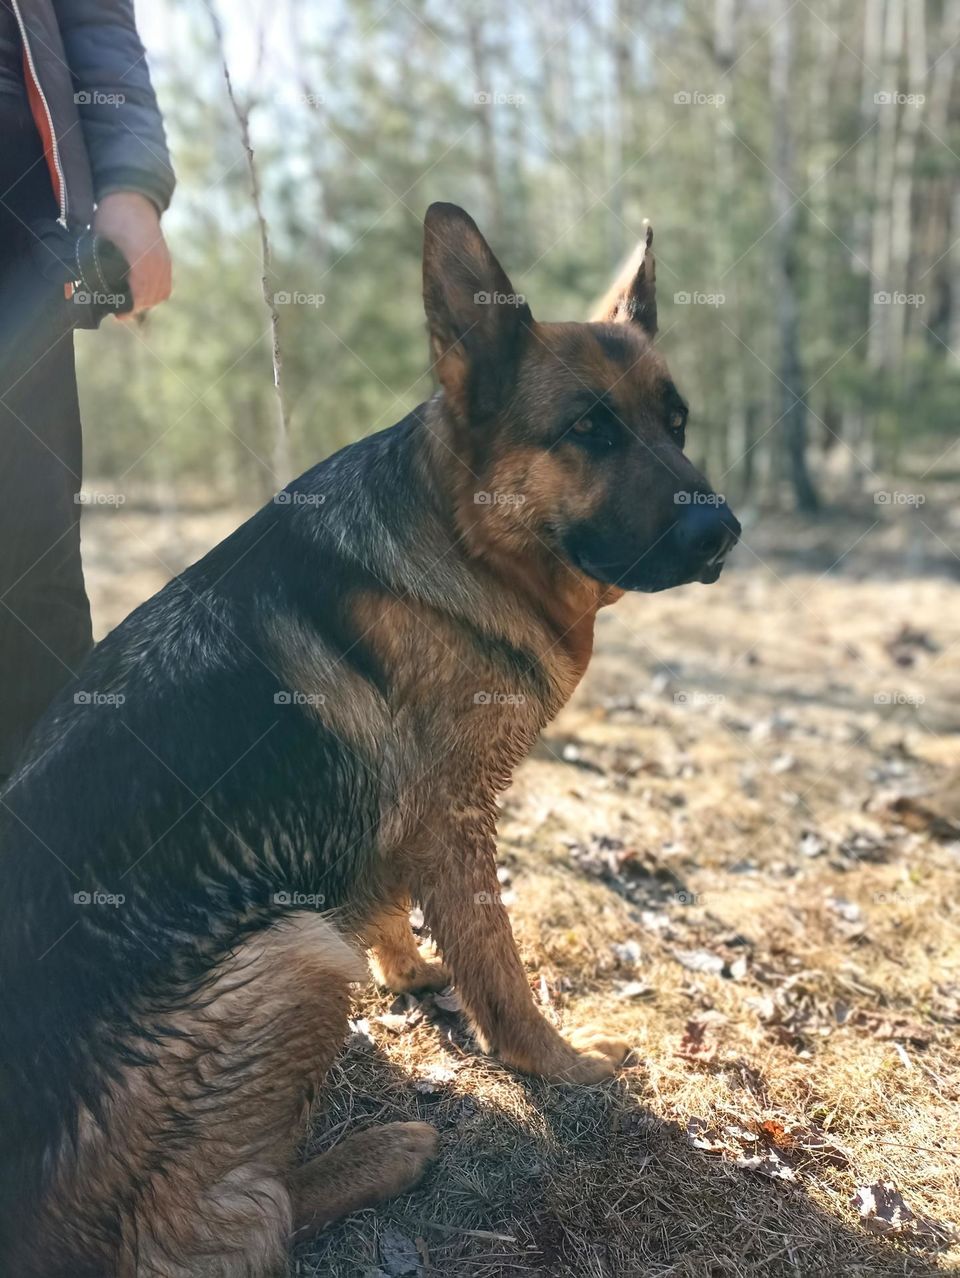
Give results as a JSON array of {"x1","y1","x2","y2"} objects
[{"x1": 54, "y1": 0, "x2": 174, "y2": 313}]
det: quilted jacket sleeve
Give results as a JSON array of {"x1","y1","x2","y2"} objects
[{"x1": 52, "y1": 0, "x2": 175, "y2": 213}]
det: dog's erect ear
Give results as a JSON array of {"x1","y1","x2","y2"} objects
[
  {"x1": 423, "y1": 202, "x2": 532, "y2": 422},
  {"x1": 590, "y1": 221, "x2": 657, "y2": 337}
]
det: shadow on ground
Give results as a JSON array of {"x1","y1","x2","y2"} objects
[{"x1": 292, "y1": 1027, "x2": 946, "y2": 1277}]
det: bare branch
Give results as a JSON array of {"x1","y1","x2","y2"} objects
[{"x1": 203, "y1": 0, "x2": 292, "y2": 487}]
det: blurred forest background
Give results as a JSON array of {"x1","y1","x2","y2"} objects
[{"x1": 78, "y1": 0, "x2": 959, "y2": 513}]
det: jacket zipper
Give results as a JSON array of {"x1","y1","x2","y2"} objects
[{"x1": 10, "y1": 0, "x2": 68, "y2": 226}]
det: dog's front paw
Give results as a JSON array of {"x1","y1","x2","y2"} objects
[
  {"x1": 554, "y1": 1026, "x2": 631, "y2": 1082},
  {"x1": 372, "y1": 952, "x2": 451, "y2": 994},
  {"x1": 499, "y1": 1023, "x2": 630, "y2": 1083}
]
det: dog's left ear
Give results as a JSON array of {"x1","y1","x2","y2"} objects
[
  {"x1": 590, "y1": 222, "x2": 657, "y2": 337},
  {"x1": 423, "y1": 202, "x2": 532, "y2": 422}
]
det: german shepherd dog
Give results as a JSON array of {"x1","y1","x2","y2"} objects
[{"x1": 0, "y1": 203, "x2": 739, "y2": 1275}]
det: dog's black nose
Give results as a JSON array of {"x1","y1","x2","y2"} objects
[{"x1": 674, "y1": 499, "x2": 740, "y2": 569}]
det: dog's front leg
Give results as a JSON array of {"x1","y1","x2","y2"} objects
[
  {"x1": 417, "y1": 817, "x2": 628, "y2": 1083},
  {"x1": 362, "y1": 896, "x2": 450, "y2": 994}
]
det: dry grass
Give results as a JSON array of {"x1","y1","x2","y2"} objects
[{"x1": 83, "y1": 486, "x2": 960, "y2": 1277}]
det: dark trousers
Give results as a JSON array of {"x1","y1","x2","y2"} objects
[{"x1": 0, "y1": 95, "x2": 93, "y2": 777}]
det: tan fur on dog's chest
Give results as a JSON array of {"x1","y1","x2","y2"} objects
[{"x1": 350, "y1": 589, "x2": 587, "y2": 837}]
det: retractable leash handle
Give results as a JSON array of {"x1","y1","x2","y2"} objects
[
  {"x1": 32, "y1": 220, "x2": 133, "y2": 328},
  {"x1": 72, "y1": 228, "x2": 133, "y2": 324}
]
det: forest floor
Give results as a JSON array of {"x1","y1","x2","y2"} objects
[{"x1": 82, "y1": 473, "x2": 960, "y2": 1277}]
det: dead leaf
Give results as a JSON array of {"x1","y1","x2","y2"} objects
[
  {"x1": 726, "y1": 1059, "x2": 770, "y2": 1104},
  {"x1": 755, "y1": 1118, "x2": 850, "y2": 1169},
  {"x1": 798, "y1": 829, "x2": 827, "y2": 858},
  {"x1": 827, "y1": 896, "x2": 862, "y2": 924},
  {"x1": 727, "y1": 954, "x2": 750, "y2": 981},
  {"x1": 673, "y1": 948, "x2": 725, "y2": 976},
  {"x1": 884, "y1": 792, "x2": 960, "y2": 841},
  {"x1": 612, "y1": 939, "x2": 643, "y2": 965},
  {"x1": 748, "y1": 971, "x2": 846, "y2": 1051},
  {"x1": 686, "y1": 1117, "x2": 724, "y2": 1151},
  {"x1": 838, "y1": 829, "x2": 892, "y2": 863},
  {"x1": 568, "y1": 834, "x2": 688, "y2": 905},
  {"x1": 376, "y1": 996, "x2": 424, "y2": 1034},
  {"x1": 885, "y1": 624, "x2": 939, "y2": 668},
  {"x1": 431, "y1": 987, "x2": 463, "y2": 1014},
  {"x1": 556, "y1": 741, "x2": 605, "y2": 773},
  {"x1": 379, "y1": 1223, "x2": 422, "y2": 1276},
  {"x1": 686, "y1": 1110, "x2": 848, "y2": 1179},
  {"x1": 376, "y1": 1012, "x2": 419, "y2": 1034},
  {"x1": 678, "y1": 1014, "x2": 725, "y2": 1062},
  {"x1": 348, "y1": 1017, "x2": 373, "y2": 1046},
  {"x1": 736, "y1": 1150, "x2": 797, "y2": 1180},
  {"x1": 673, "y1": 947, "x2": 749, "y2": 980},
  {"x1": 851, "y1": 1181, "x2": 954, "y2": 1248},
  {"x1": 617, "y1": 980, "x2": 654, "y2": 1000},
  {"x1": 413, "y1": 1065, "x2": 457, "y2": 1094},
  {"x1": 757, "y1": 1118, "x2": 790, "y2": 1147},
  {"x1": 931, "y1": 983, "x2": 960, "y2": 1025},
  {"x1": 852, "y1": 1181, "x2": 910, "y2": 1233},
  {"x1": 848, "y1": 1009, "x2": 930, "y2": 1047}
]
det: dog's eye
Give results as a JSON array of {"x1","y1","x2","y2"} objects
[
  {"x1": 569, "y1": 416, "x2": 614, "y2": 447},
  {"x1": 668, "y1": 408, "x2": 687, "y2": 447}
]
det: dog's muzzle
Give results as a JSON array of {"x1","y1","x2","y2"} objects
[
  {"x1": 671, "y1": 499, "x2": 741, "y2": 583},
  {"x1": 565, "y1": 496, "x2": 741, "y2": 592}
]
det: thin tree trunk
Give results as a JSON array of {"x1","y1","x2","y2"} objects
[
  {"x1": 467, "y1": 12, "x2": 504, "y2": 239},
  {"x1": 921, "y1": 0, "x2": 960, "y2": 350},
  {"x1": 888, "y1": 0, "x2": 926, "y2": 368},
  {"x1": 807, "y1": 0, "x2": 841, "y2": 463},
  {"x1": 713, "y1": 0, "x2": 748, "y2": 497},
  {"x1": 852, "y1": 0, "x2": 885, "y2": 272},
  {"x1": 287, "y1": 0, "x2": 336, "y2": 267},
  {"x1": 844, "y1": 0, "x2": 885, "y2": 486},
  {"x1": 770, "y1": 0, "x2": 819, "y2": 512},
  {"x1": 606, "y1": 0, "x2": 634, "y2": 263},
  {"x1": 531, "y1": 0, "x2": 576, "y2": 235},
  {"x1": 867, "y1": 0, "x2": 904, "y2": 372},
  {"x1": 950, "y1": 187, "x2": 960, "y2": 362}
]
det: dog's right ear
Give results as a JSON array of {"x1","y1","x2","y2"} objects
[
  {"x1": 590, "y1": 222, "x2": 657, "y2": 337},
  {"x1": 422, "y1": 203, "x2": 532, "y2": 423}
]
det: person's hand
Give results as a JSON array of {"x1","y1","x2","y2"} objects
[{"x1": 92, "y1": 191, "x2": 172, "y2": 318}]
